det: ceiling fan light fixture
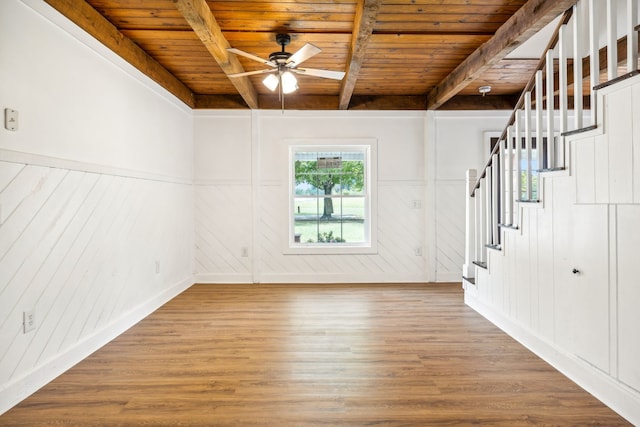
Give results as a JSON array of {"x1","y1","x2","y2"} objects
[
  {"x1": 281, "y1": 71, "x2": 298, "y2": 94},
  {"x1": 263, "y1": 74, "x2": 279, "y2": 91}
]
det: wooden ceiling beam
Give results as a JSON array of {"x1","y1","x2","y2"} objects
[
  {"x1": 339, "y1": 0, "x2": 383, "y2": 110},
  {"x1": 426, "y1": 0, "x2": 579, "y2": 110},
  {"x1": 348, "y1": 95, "x2": 427, "y2": 110},
  {"x1": 194, "y1": 94, "x2": 248, "y2": 109},
  {"x1": 194, "y1": 94, "x2": 525, "y2": 111},
  {"x1": 258, "y1": 95, "x2": 340, "y2": 110},
  {"x1": 43, "y1": 0, "x2": 195, "y2": 108},
  {"x1": 173, "y1": 0, "x2": 257, "y2": 109},
  {"x1": 437, "y1": 95, "x2": 519, "y2": 110}
]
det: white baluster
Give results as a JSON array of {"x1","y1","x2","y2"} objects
[
  {"x1": 499, "y1": 140, "x2": 506, "y2": 228},
  {"x1": 514, "y1": 109, "x2": 522, "y2": 211},
  {"x1": 589, "y1": 0, "x2": 600, "y2": 126},
  {"x1": 559, "y1": 23, "x2": 569, "y2": 136},
  {"x1": 546, "y1": 49, "x2": 556, "y2": 168},
  {"x1": 607, "y1": 0, "x2": 618, "y2": 80},
  {"x1": 463, "y1": 169, "x2": 477, "y2": 280},
  {"x1": 535, "y1": 70, "x2": 544, "y2": 170},
  {"x1": 506, "y1": 126, "x2": 514, "y2": 226},
  {"x1": 492, "y1": 153, "x2": 500, "y2": 245},
  {"x1": 573, "y1": 3, "x2": 583, "y2": 129},
  {"x1": 479, "y1": 179, "x2": 487, "y2": 263},
  {"x1": 628, "y1": 0, "x2": 638, "y2": 73},
  {"x1": 525, "y1": 91, "x2": 533, "y2": 201},
  {"x1": 486, "y1": 166, "x2": 493, "y2": 246},
  {"x1": 475, "y1": 181, "x2": 484, "y2": 263}
]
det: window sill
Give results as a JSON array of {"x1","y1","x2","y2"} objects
[{"x1": 284, "y1": 244, "x2": 378, "y2": 255}]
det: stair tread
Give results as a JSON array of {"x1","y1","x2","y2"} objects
[
  {"x1": 561, "y1": 124, "x2": 598, "y2": 137},
  {"x1": 594, "y1": 70, "x2": 640, "y2": 91},
  {"x1": 472, "y1": 261, "x2": 487, "y2": 269}
]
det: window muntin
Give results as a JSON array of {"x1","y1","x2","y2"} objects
[{"x1": 289, "y1": 145, "x2": 372, "y2": 252}]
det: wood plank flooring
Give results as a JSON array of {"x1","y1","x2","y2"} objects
[{"x1": 0, "y1": 283, "x2": 630, "y2": 426}]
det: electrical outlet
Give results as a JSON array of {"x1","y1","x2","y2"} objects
[
  {"x1": 4, "y1": 108, "x2": 18, "y2": 131},
  {"x1": 411, "y1": 200, "x2": 422, "y2": 209},
  {"x1": 155, "y1": 261, "x2": 160, "y2": 274},
  {"x1": 414, "y1": 246, "x2": 423, "y2": 257},
  {"x1": 240, "y1": 247, "x2": 249, "y2": 257},
  {"x1": 23, "y1": 310, "x2": 35, "y2": 333}
]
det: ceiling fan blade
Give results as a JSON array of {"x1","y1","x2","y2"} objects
[
  {"x1": 228, "y1": 69, "x2": 277, "y2": 78},
  {"x1": 286, "y1": 43, "x2": 322, "y2": 66},
  {"x1": 227, "y1": 48, "x2": 275, "y2": 67},
  {"x1": 292, "y1": 67, "x2": 346, "y2": 80}
]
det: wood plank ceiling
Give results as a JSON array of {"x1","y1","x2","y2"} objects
[{"x1": 44, "y1": 0, "x2": 579, "y2": 110}]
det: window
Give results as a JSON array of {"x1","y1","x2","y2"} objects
[{"x1": 288, "y1": 142, "x2": 376, "y2": 254}]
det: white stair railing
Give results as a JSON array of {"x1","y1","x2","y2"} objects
[{"x1": 464, "y1": 0, "x2": 639, "y2": 283}]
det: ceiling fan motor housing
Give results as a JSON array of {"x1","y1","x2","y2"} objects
[
  {"x1": 275, "y1": 33, "x2": 291, "y2": 47},
  {"x1": 270, "y1": 34, "x2": 292, "y2": 64},
  {"x1": 269, "y1": 51, "x2": 292, "y2": 64}
]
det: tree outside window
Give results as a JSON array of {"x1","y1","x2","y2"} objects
[{"x1": 292, "y1": 148, "x2": 368, "y2": 245}]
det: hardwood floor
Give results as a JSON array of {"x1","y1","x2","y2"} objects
[{"x1": 0, "y1": 283, "x2": 630, "y2": 426}]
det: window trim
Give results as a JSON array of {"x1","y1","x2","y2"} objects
[{"x1": 284, "y1": 138, "x2": 378, "y2": 255}]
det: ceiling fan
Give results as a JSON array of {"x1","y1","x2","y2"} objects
[{"x1": 227, "y1": 34, "x2": 346, "y2": 107}]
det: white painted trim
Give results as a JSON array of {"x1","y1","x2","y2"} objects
[
  {"x1": 378, "y1": 180, "x2": 427, "y2": 186},
  {"x1": 425, "y1": 111, "x2": 437, "y2": 282},
  {"x1": 194, "y1": 179, "x2": 252, "y2": 186},
  {"x1": 0, "y1": 276, "x2": 194, "y2": 416},
  {"x1": 436, "y1": 271, "x2": 463, "y2": 283},
  {"x1": 465, "y1": 291, "x2": 640, "y2": 426},
  {"x1": 256, "y1": 110, "x2": 427, "y2": 119},
  {"x1": 259, "y1": 273, "x2": 429, "y2": 284},
  {"x1": 194, "y1": 179, "x2": 426, "y2": 187},
  {"x1": 251, "y1": 110, "x2": 261, "y2": 284},
  {"x1": 0, "y1": 149, "x2": 192, "y2": 185},
  {"x1": 283, "y1": 139, "x2": 378, "y2": 256},
  {"x1": 434, "y1": 110, "x2": 512, "y2": 120},
  {"x1": 193, "y1": 110, "x2": 253, "y2": 118},
  {"x1": 194, "y1": 273, "x2": 254, "y2": 284},
  {"x1": 196, "y1": 273, "x2": 430, "y2": 284}
]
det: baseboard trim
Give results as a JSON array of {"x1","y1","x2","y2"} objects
[
  {"x1": 194, "y1": 273, "x2": 254, "y2": 284},
  {"x1": 195, "y1": 273, "x2": 431, "y2": 284},
  {"x1": 0, "y1": 276, "x2": 194, "y2": 416},
  {"x1": 436, "y1": 271, "x2": 465, "y2": 282},
  {"x1": 259, "y1": 273, "x2": 429, "y2": 284},
  {"x1": 464, "y1": 291, "x2": 640, "y2": 426}
]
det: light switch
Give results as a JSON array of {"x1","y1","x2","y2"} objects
[{"x1": 4, "y1": 108, "x2": 18, "y2": 131}]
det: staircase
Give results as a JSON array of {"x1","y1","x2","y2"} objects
[
  {"x1": 464, "y1": 0, "x2": 640, "y2": 281},
  {"x1": 462, "y1": 1, "x2": 640, "y2": 424}
]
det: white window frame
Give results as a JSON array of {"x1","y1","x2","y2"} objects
[{"x1": 285, "y1": 138, "x2": 378, "y2": 255}]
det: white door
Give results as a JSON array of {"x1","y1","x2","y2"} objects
[
  {"x1": 554, "y1": 199, "x2": 610, "y2": 372},
  {"x1": 617, "y1": 205, "x2": 640, "y2": 391}
]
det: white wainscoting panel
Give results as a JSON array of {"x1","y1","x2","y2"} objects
[
  {"x1": 194, "y1": 184, "x2": 253, "y2": 283},
  {"x1": 435, "y1": 180, "x2": 465, "y2": 282},
  {"x1": 617, "y1": 204, "x2": 640, "y2": 393},
  {"x1": 253, "y1": 181, "x2": 427, "y2": 283},
  {"x1": 193, "y1": 164, "x2": 428, "y2": 282},
  {"x1": 0, "y1": 160, "x2": 193, "y2": 413}
]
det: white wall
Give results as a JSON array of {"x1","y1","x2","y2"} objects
[
  {"x1": 194, "y1": 110, "x2": 430, "y2": 283},
  {"x1": 430, "y1": 111, "x2": 510, "y2": 281},
  {"x1": 193, "y1": 109, "x2": 513, "y2": 284},
  {"x1": 0, "y1": 0, "x2": 194, "y2": 414},
  {"x1": 464, "y1": 76, "x2": 640, "y2": 425},
  {"x1": 0, "y1": 0, "x2": 515, "y2": 415}
]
